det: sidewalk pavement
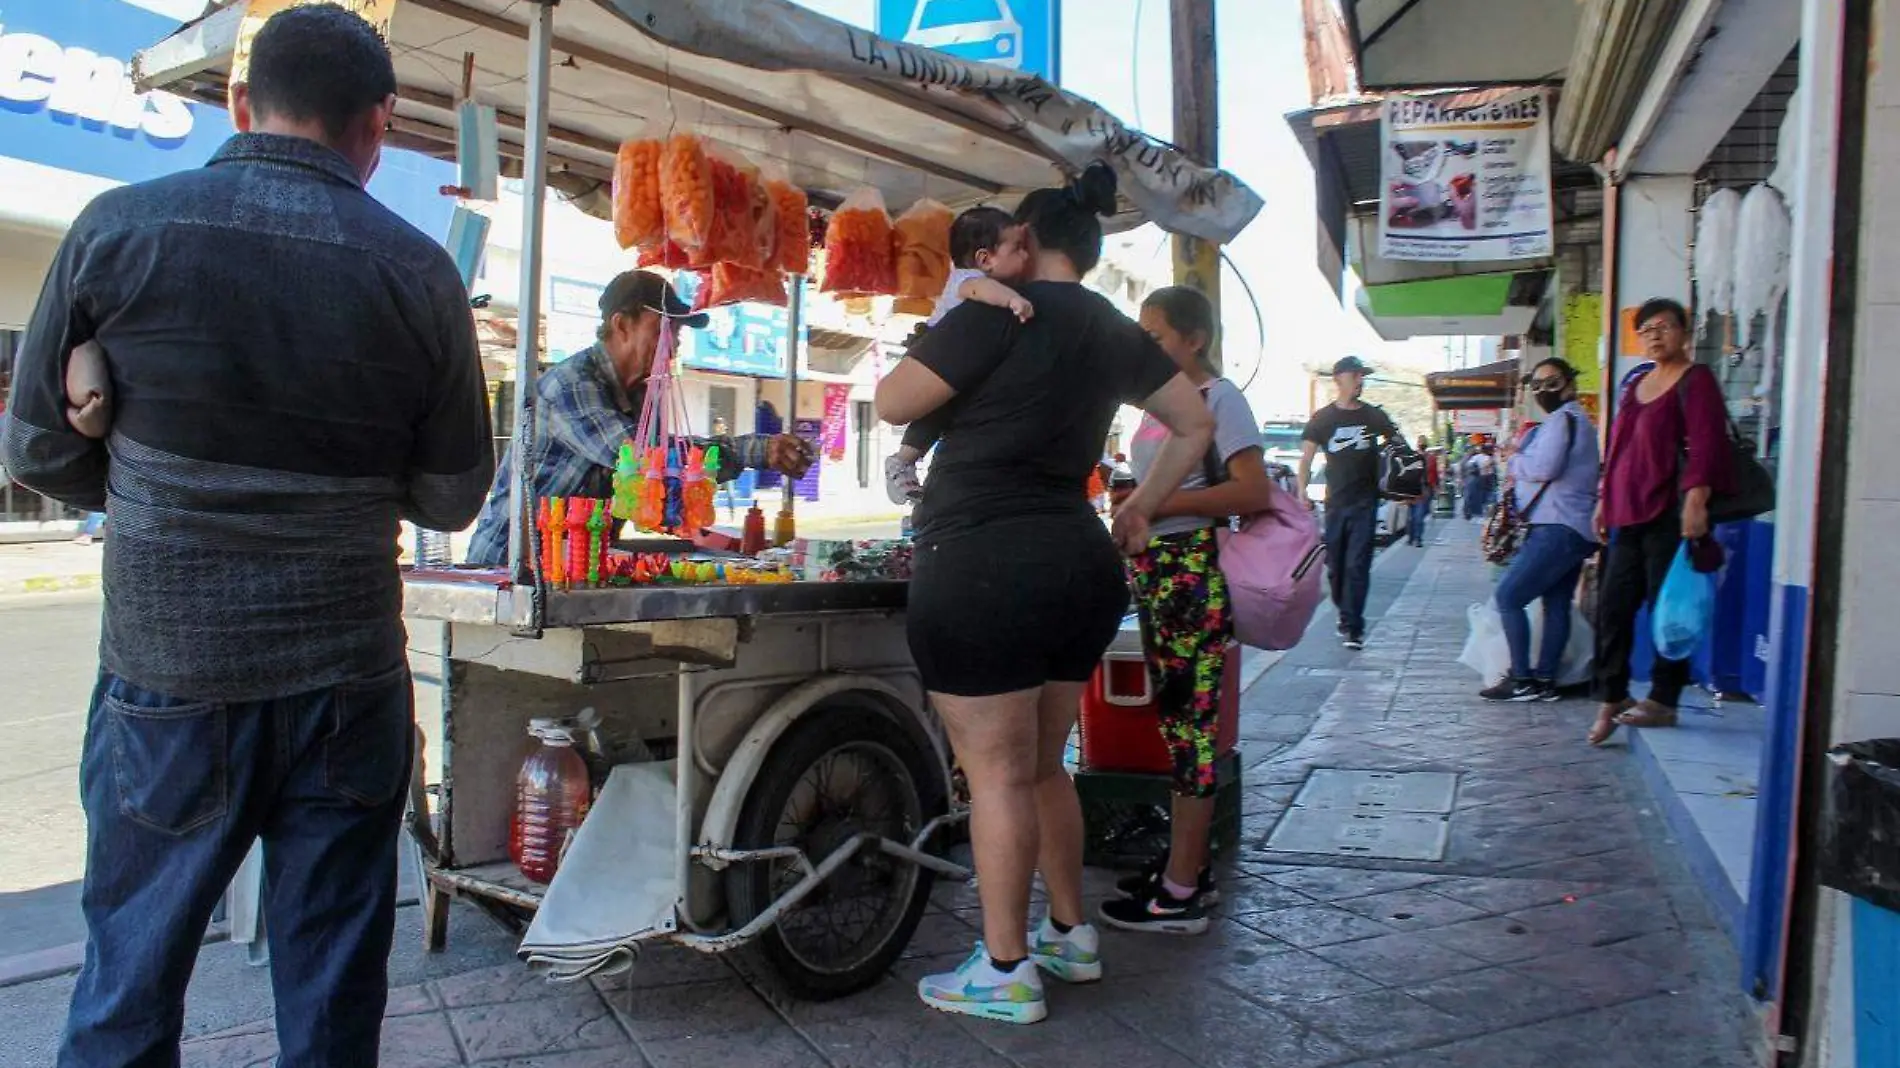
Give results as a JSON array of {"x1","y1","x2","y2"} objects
[
  {"x1": 0, "y1": 540, "x2": 101, "y2": 597},
  {"x1": 1, "y1": 526, "x2": 1763, "y2": 1068}
]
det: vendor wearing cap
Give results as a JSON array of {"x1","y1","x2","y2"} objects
[
  {"x1": 1299, "y1": 355, "x2": 1401, "y2": 651},
  {"x1": 466, "y1": 270, "x2": 814, "y2": 565}
]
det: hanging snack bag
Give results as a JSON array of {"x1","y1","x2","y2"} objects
[
  {"x1": 637, "y1": 238, "x2": 693, "y2": 270},
  {"x1": 761, "y1": 163, "x2": 811, "y2": 275},
  {"x1": 695, "y1": 149, "x2": 766, "y2": 269},
  {"x1": 893, "y1": 197, "x2": 953, "y2": 303},
  {"x1": 660, "y1": 133, "x2": 714, "y2": 255},
  {"x1": 612, "y1": 139, "x2": 664, "y2": 250},
  {"x1": 698, "y1": 262, "x2": 789, "y2": 310},
  {"x1": 821, "y1": 187, "x2": 898, "y2": 296}
]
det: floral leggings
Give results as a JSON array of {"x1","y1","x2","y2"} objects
[{"x1": 1128, "y1": 526, "x2": 1232, "y2": 799}]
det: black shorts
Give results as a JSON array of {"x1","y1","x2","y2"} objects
[{"x1": 907, "y1": 516, "x2": 1128, "y2": 697}]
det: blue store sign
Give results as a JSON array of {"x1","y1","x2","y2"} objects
[
  {"x1": 876, "y1": 0, "x2": 1059, "y2": 82},
  {"x1": 0, "y1": 0, "x2": 454, "y2": 238},
  {"x1": 671, "y1": 272, "x2": 795, "y2": 379}
]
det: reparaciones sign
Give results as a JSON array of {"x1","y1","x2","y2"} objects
[{"x1": 1378, "y1": 87, "x2": 1553, "y2": 263}]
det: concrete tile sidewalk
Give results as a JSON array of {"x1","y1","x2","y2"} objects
[{"x1": 72, "y1": 527, "x2": 1763, "y2": 1067}]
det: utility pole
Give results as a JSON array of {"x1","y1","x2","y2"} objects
[{"x1": 1171, "y1": 0, "x2": 1221, "y2": 366}]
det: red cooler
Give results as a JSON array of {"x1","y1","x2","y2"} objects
[{"x1": 1078, "y1": 619, "x2": 1240, "y2": 774}]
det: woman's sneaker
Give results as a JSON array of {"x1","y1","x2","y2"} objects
[
  {"x1": 1480, "y1": 677, "x2": 1541, "y2": 702},
  {"x1": 1098, "y1": 884, "x2": 1211, "y2": 935},
  {"x1": 917, "y1": 946, "x2": 1047, "y2": 1025},
  {"x1": 1114, "y1": 856, "x2": 1219, "y2": 906},
  {"x1": 1029, "y1": 917, "x2": 1102, "y2": 983}
]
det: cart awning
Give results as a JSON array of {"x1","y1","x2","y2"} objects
[{"x1": 132, "y1": 0, "x2": 1261, "y2": 244}]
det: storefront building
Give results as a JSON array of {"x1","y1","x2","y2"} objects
[
  {"x1": 0, "y1": 0, "x2": 456, "y2": 530},
  {"x1": 1299, "y1": 1, "x2": 1897, "y2": 1063}
]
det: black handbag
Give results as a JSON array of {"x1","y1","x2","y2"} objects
[{"x1": 1675, "y1": 386, "x2": 1775, "y2": 523}]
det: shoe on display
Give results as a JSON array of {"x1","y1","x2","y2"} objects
[
  {"x1": 1029, "y1": 917, "x2": 1103, "y2": 983},
  {"x1": 1480, "y1": 677, "x2": 1540, "y2": 702},
  {"x1": 884, "y1": 455, "x2": 923, "y2": 506},
  {"x1": 917, "y1": 946, "x2": 1047, "y2": 1025},
  {"x1": 1098, "y1": 884, "x2": 1211, "y2": 936},
  {"x1": 1114, "y1": 854, "x2": 1219, "y2": 906}
]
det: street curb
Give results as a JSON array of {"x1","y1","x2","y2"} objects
[
  {"x1": 0, "y1": 573, "x2": 101, "y2": 598},
  {"x1": 0, "y1": 928, "x2": 230, "y2": 989}
]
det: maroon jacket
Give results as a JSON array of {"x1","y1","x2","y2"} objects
[{"x1": 1600, "y1": 363, "x2": 1733, "y2": 530}]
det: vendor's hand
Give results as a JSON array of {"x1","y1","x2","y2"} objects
[
  {"x1": 1681, "y1": 496, "x2": 1711, "y2": 541},
  {"x1": 1007, "y1": 295, "x2": 1035, "y2": 323},
  {"x1": 767, "y1": 434, "x2": 815, "y2": 478},
  {"x1": 1111, "y1": 506, "x2": 1153, "y2": 556}
]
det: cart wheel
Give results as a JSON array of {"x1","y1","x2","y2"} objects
[{"x1": 726, "y1": 701, "x2": 946, "y2": 1001}]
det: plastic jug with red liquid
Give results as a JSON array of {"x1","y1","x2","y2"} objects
[{"x1": 510, "y1": 719, "x2": 592, "y2": 884}]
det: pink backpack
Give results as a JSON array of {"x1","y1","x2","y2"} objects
[{"x1": 1216, "y1": 480, "x2": 1326, "y2": 651}]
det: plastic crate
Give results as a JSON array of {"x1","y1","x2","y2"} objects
[
  {"x1": 1078, "y1": 625, "x2": 1239, "y2": 775},
  {"x1": 1075, "y1": 750, "x2": 1243, "y2": 870}
]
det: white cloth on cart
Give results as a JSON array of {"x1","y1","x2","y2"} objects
[{"x1": 520, "y1": 761, "x2": 679, "y2": 982}]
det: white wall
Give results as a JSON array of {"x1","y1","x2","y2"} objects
[
  {"x1": 1612, "y1": 176, "x2": 1696, "y2": 387},
  {"x1": 0, "y1": 226, "x2": 60, "y2": 331}
]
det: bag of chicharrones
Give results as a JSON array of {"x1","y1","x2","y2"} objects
[
  {"x1": 760, "y1": 161, "x2": 811, "y2": 276},
  {"x1": 659, "y1": 132, "x2": 714, "y2": 257},
  {"x1": 698, "y1": 262, "x2": 789, "y2": 310},
  {"x1": 820, "y1": 187, "x2": 898, "y2": 296},
  {"x1": 697, "y1": 146, "x2": 767, "y2": 270},
  {"x1": 893, "y1": 197, "x2": 953, "y2": 303},
  {"x1": 612, "y1": 138, "x2": 664, "y2": 251}
]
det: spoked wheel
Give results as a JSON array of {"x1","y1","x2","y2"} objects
[{"x1": 726, "y1": 702, "x2": 946, "y2": 1000}]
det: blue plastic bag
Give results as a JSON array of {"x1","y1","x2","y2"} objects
[{"x1": 1653, "y1": 542, "x2": 1716, "y2": 661}]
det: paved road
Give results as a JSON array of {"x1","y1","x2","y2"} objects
[{"x1": 0, "y1": 592, "x2": 100, "y2": 960}]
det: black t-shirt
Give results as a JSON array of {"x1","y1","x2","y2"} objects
[
  {"x1": 1303, "y1": 401, "x2": 1398, "y2": 510},
  {"x1": 907, "y1": 282, "x2": 1179, "y2": 539}
]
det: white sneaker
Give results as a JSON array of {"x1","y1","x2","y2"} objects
[
  {"x1": 1029, "y1": 917, "x2": 1102, "y2": 983},
  {"x1": 884, "y1": 455, "x2": 924, "y2": 506},
  {"x1": 917, "y1": 945, "x2": 1047, "y2": 1024}
]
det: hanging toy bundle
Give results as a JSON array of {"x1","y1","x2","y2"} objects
[{"x1": 613, "y1": 323, "x2": 717, "y2": 536}]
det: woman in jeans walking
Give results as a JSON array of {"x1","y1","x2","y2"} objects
[
  {"x1": 1479, "y1": 358, "x2": 1600, "y2": 702},
  {"x1": 1589, "y1": 298, "x2": 1733, "y2": 745}
]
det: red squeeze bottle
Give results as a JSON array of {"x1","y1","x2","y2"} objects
[{"x1": 741, "y1": 505, "x2": 768, "y2": 555}]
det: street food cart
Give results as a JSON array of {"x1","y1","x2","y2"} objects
[{"x1": 134, "y1": 0, "x2": 1260, "y2": 1000}]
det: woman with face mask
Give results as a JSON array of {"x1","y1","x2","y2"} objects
[{"x1": 1479, "y1": 358, "x2": 1602, "y2": 704}]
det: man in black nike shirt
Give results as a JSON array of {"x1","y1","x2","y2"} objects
[{"x1": 1300, "y1": 356, "x2": 1400, "y2": 650}]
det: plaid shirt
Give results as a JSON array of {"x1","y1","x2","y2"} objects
[{"x1": 466, "y1": 344, "x2": 769, "y2": 565}]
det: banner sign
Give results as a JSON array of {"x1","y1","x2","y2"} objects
[
  {"x1": 1379, "y1": 87, "x2": 1553, "y2": 263},
  {"x1": 820, "y1": 384, "x2": 851, "y2": 462}
]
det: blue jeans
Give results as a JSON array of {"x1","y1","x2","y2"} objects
[
  {"x1": 61, "y1": 666, "x2": 414, "y2": 1067},
  {"x1": 1324, "y1": 501, "x2": 1378, "y2": 636},
  {"x1": 1407, "y1": 499, "x2": 1431, "y2": 545},
  {"x1": 1495, "y1": 524, "x2": 1597, "y2": 681}
]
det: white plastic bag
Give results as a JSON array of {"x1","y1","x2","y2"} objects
[{"x1": 1458, "y1": 601, "x2": 1594, "y2": 687}]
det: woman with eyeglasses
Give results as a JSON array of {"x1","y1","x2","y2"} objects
[
  {"x1": 1480, "y1": 358, "x2": 1600, "y2": 703},
  {"x1": 1588, "y1": 297, "x2": 1733, "y2": 745}
]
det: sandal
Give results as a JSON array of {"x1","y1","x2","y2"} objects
[
  {"x1": 1588, "y1": 700, "x2": 1633, "y2": 747},
  {"x1": 1615, "y1": 700, "x2": 1679, "y2": 729}
]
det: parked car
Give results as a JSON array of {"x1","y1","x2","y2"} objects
[{"x1": 1305, "y1": 462, "x2": 1410, "y2": 544}]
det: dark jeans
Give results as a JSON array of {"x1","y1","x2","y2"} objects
[
  {"x1": 1496, "y1": 524, "x2": 1597, "y2": 682},
  {"x1": 1462, "y1": 476, "x2": 1494, "y2": 519},
  {"x1": 1407, "y1": 498, "x2": 1431, "y2": 545},
  {"x1": 1324, "y1": 500, "x2": 1378, "y2": 636},
  {"x1": 61, "y1": 666, "x2": 414, "y2": 1068},
  {"x1": 1593, "y1": 513, "x2": 1690, "y2": 707}
]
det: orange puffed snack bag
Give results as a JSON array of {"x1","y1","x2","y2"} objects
[
  {"x1": 612, "y1": 139, "x2": 663, "y2": 250},
  {"x1": 893, "y1": 198, "x2": 953, "y2": 302},
  {"x1": 660, "y1": 133, "x2": 714, "y2": 254},
  {"x1": 698, "y1": 150, "x2": 766, "y2": 269},
  {"x1": 820, "y1": 188, "x2": 898, "y2": 296},
  {"x1": 698, "y1": 262, "x2": 789, "y2": 310},
  {"x1": 637, "y1": 239, "x2": 693, "y2": 270},
  {"x1": 762, "y1": 169, "x2": 810, "y2": 275}
]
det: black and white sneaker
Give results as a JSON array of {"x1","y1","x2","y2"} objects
[
  {"x1": 1114, "y1": 855, "x2": 1219, "y2": 906},
  {"x1": 1098, "y1": 884, "x2": 1211, "y2": 935},
  {"x1": 1343, "y1": 632, "x2": 1365, "y2": 651},
  {"x1": 1534, "y1": 680, "x2": 1565, "y2": 703},
  {"x1": 1480, "y1": 678, "x2": 1540, "y2": 702}
]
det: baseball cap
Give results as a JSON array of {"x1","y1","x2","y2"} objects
[
  {"x1": 598, "y1": 270, "x2": 710, "y2": 329},
  {"x1": 1333, "y1": 356, "x2": 1372, "y2": 376}
]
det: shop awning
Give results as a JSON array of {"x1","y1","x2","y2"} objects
[
  {"x1": 1355, "y1": 272, "x2": 1545, "y2": 341},
  {"x1": 1551, "y1": 0, "x2": 1689, "y2": 164},
  {"x1": 1427, "y1": 359, "x2": 1520, "y2": 410},
  {"x1": 1341, "y1": 0, "x2": 1582, "y2": 91},
  {"x1": 132, "y1": 0, "x2": 1261, "y2": 243}
]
